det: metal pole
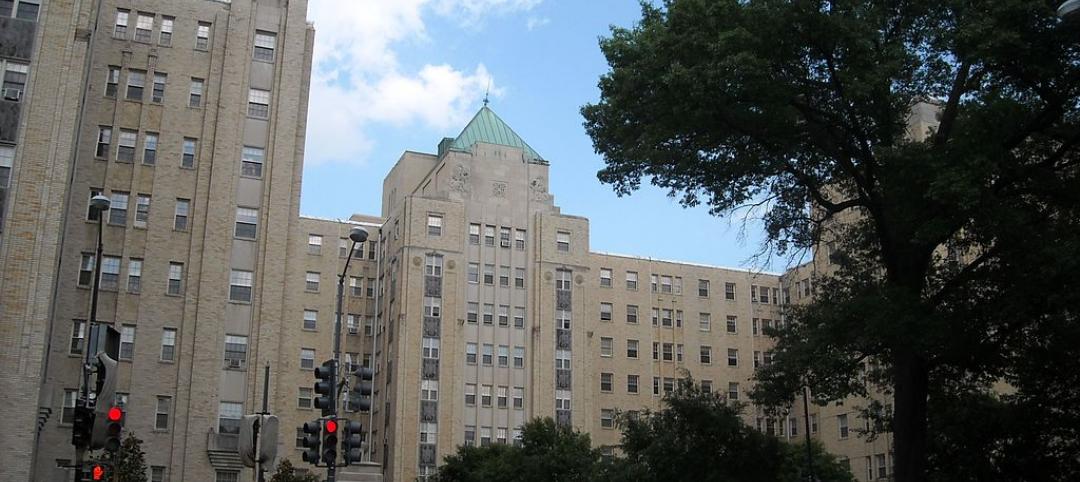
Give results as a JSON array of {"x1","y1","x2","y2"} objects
[
  {"x1": 803, "y1": 386, "x2": 816, "y2": 482},
  {"x1": 256, "y1": 364, "x2": 270, "y2": 482},
  {"x1": 329, "y1": 241, "x2": 357, "y2": 482}
]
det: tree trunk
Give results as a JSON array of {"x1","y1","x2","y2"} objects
[{"x1": 892, "y1": 348, "x2": 929, "y2": 482}]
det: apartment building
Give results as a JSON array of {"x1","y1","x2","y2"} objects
[{"x1": 0, "y1": 0, "x2": 321, "y2": 480}]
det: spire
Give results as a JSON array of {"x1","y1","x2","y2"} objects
[{"x1": 446, "y1": 105, "x2": 544, "y2": 162}]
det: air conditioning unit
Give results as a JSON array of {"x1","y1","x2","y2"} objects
[
  {"x1": 347, "y1": 326, "x2": 359, "y2": 335},
  {"x1": 3, "y1": 88, "x2": 22, "y2": 101},
  {"x1": 226, "y1": 358, "x2": 244, "y2": 370}
]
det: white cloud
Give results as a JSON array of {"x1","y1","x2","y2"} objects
[
  {"x1": 526, "y1": 16, "x2": 550, "y2": 31},
  {"x1": 304, "y1": 0, "x2": 535, "y2": 166}
]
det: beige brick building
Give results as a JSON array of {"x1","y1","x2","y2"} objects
[{"x1": 1, "y1": 2, "x2": 896, "y2": 481}]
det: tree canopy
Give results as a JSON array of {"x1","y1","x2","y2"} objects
[{"x1": 582, "y1": 1, "x2": 1080, "y2": 480}]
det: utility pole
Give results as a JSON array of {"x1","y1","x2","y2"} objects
[{"x1": 803, "y1": 386, "x2": 816, "y2": 482}]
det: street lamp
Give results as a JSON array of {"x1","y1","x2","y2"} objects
[
  {"x1": 329, "y1": 225, "x2": 368, "y2": 482},
  {"x1": 76, "y1": 195, "x2": 109, "y2": 463},
  {"x1": 1060, "y1": 0, "x2": 1080, "y2": 19}
]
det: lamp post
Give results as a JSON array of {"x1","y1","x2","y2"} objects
[
  {"x1": 1060, "y1": 0, "x2": 1079, "y2": 19},
  {"x1": 76, "y1": 194, "x2": 109, "y2": 463},
  {"x1": 329, "y1": 225, "x2": 368, "y2": 482}
]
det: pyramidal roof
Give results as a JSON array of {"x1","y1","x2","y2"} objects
[{"x1": 447, "y1": 106, "x2": 544, "y2": 161}]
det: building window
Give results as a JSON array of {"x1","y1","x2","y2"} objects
[
  {"x1": 555, "y1": 390, "x2": 571, "y2": 411},
  {"x1": 302, "y1": 310, "x2": 317, "y2": 331},
  {"x1": 78, "y1": 254, "x2": 95, "y2": 287},
  {"x1": 624, "y1": 271, "x2": 638, "y2": 290},
  {"x1": 601, "y1": 409, "x2": 614, "y2": 428},
  {"x1": 514, "y1": 267, "x2": 525, "y2": 288},
  {"x1": 366, "y1": 277, "x2": 375, "y2": 297},
  {"x1": 727, "y1": 348, "x2": 739, "y2": 367},
  {"x1": 119, "y1": 325, "x2": 135, "y2": 361},
  {"x1": 513, "y1": 346, "x2": 524, "y2": 368},
  {"x1": 215, "y1": 471, "x2": 239, "y2": 482},
  {"x1": 465, "y1": 343, "x2": 477, "y2": 364},
  {"x1": 100, "y1": 256, "x2": 120, "y2": 290},
  {"x1": 308, "y1": 235, "x2": 322, "y2": 255},
  {"x1": 600, "y1": 302, "x2": 612, "y2": 321},
  {"x1": 464, "y1": 383, "x2": 476, "y2": 405},
  {"x1": 497, "y1": 305, "x2": 509, "y2": 326},
  {"x1": 495, "y1": 345, "x2": 508, "y2": 367},
  {"x1": 195, "y1": 22, "x2": 211, "y2": 50},
  {"x1": 555, "y1": 268, "x2": 572, "y2": 291},
  {"x1": 143, "y1": 133, "x2": 158, "y2": 164},
  {"x1": 218, "y1": 402, "x2": 242, "y2": 434},
  {"x1": 247, "y1": 88, "x2": 270, "y2": 118},
  {"x1": 421, "y1": 380, "x2": 438, "y2": 401},
  {"x1": 229, "y1": 270, "x2": 253, "y2": 302},
  {"x1": 599, "y1": 268, "x2": 612, "y2": 287},
  {"x1": 350, "y1": 277, "x2": 362, "y2": 297},
  {"x1": 466, "y1": 302, "x2": 478, "y2": 324},
  {"x1": 600, "y1": 373, "x2": 613, "y2": 392},
  {"x1": 726, "y1": 315, "x2": 738, "y2": 334},
  {"x1": 513, "y1": 387, "x2": 524, "y2": 409},
  {"x1": 127, "y1": 258, "x2": 142, "y2": 293},
  {"x1": 838, "y1": 414, "x2": 849, "y2": 439},
  {"x1": 600, "y1": 337, "x2": 613, "y2": 357},
  {"x1": 482, "y1": 344, "x2": 493, "y2": 366},
  {"x1": 467, "y1": 262, "x2": 479, "y2": 283},
  {"x1": 298, "y1": 387, "x2": 313, "y2": 409},
  {"x1": 305, "y1": 272, "x2": 320, "y2": 292},
  {"x1": 497, "y1": 386, "x2": 508, "y2": 407},
  {"x1": 422, "y1": 337, "x2": 440, "y2": 359},
  {"x1": 1, "y1": 61, "x2": 27, "y2": 102},
  {"x1": 159, "y1": 16, "x2": 173, "y2": 46},
  {"x1": 148, "y1": 73, "x2": 166, "y2": 104},
  {"x1": 108, "y1": 191, "x2": 129, "y2": 225},
  {"x1": 150, "y1": 466, "x2": 166, "y2": 482},
  {"x1": 94, "y1": 126, "x2": 112, "y2": 158},
  {"x1": 241, "y1": 146, "x2": 264, "y2": 178},
  {"x1": 484, "y1": 225, "x2": 495, "y2": 246},
  {"x1": 698, "y1": 279, "x2": 710, "y2": 297},
  {"x1": 174, "y1": 199, "x2": 189, "y2": 231},
  {"x1": 483, "y1": 264, "x2": 494, "y2": 285},
  {"x1": 513, "y1": 306, "x2": 525, "y2": 328},
  {"x1": 2, "y1": 0, "x2": 39, "y2": 20},
  {"x1": 300, "y1": 348, "x2": 315, "y2": 370},
  {"x1": 728, "y1": 382, "x2": 739, "y2": 401},
  {"x1": 167, "y1": 262, "x2": 183, "y2": 295},
  {"x1": 556, "y1": 350, "x2": 571, "y2": 370},
  {"x1": 155, "y1": 396, "x2": 171, "y2": 430},
  {"x1": 105, "y1": 66, "x2": 119, "y2": 97},
  {"x1": 189, "y1": 78, "x2": 204, "y2": 107},
  {"x1": 125, "y1": 70, "x2": 144, "y2": 101},
  {"x1": 626, "y1": 339, "x2": 639, "y2": 358},
  {"x1": 556, "y1": 230, "x2": 570, "y2": 251},
  {"x1": 113, "y1": 9, "x2": 129, "y2": 38},
  {"x1": 499, "y1": 266, "x2": 510, "y2": 287},
  {"x1": 424, "y1": 297, "x2": 441, "y2": 318},
  {"x1": 480, "y1": 426, "x2": 492, "y2": 446},
  {"x1": 700, "y1": 345, "x2": 712, "y2": 364},
  {"x1": 253, "y1": 31, "x2": 276, "y2": 61},
  {"x1": 515, "y1": 229, "x2": 526, "y2": 250},
  {"x1": 160, "y1": 328, "x2": 176, "y2": 361},
  {"x1": 480, "y1": 385, "x2": 492, "y2": 407},
  {"x1": 178, "y1": 139, "x2": 198, "y2": 170},
  {"x1": 425, "y1": 213, "x2": 442, "y2": 236},
  {"x1": 234, "y1": 207, "x2": 258, "y2": 239},
  {"x1": 134, "y1": 13, "x2": 153, "y2": 42},
  {"x1": 499, "y1": 227, "x2": 511, "y2": 248},
  {"x1": 224, "y1": 335, "x2": 247, "y2": 369},
  {"x1": 468, "y1": 223, "x2": 480, "y2": 244},
  {"x1": 627, "y1": 374, "x2": 639, "y2": 393},
  {"x1": 115, "y1": 130, "x2": 137, "y2": 162},
  {"x1": 131, "y1": 194, "x2": 150, "y2": 228},
  {"x1": 69, "y1": 320, "x2": 86, "y2": 355},
  {"x1": 661, "y1": 275, "x2": 672, "y2": 294}
]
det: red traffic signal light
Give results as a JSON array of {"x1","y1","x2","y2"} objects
[
  {"x1": 92, "y1": 465, "x2": 105, "y2": 480},
  {"x1": 107, "y1": 406, "x2": 122, "y2": 422},
  {"x1": 325, "y1": 419, "x2": 338, "y2": 433}
]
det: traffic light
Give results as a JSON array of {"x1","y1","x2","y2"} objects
[
  {"x1": 323, "y1": 418, "x2": 339, "y2": 467},
  {"x1": 347, "y1": 366, "x2": 374, "y2": 412},
  {"x1": 314, "y1": 360, "x2": 336, "y2": 417},
  {"x1": 341, "y1": 419, "x2": 363, "y2": 465},
  {"x1": 80, "y1": 462, "x2": 109, "y2": 482},
  {"x1": 90, "y1": 352, "x2": 120, "y2": 451},
  {"x1": 71, "y1": 403, "x2": 94, "y2": 450},
  {"x1": 300, "y1": 420, "x2": 322, "y2": 465}
]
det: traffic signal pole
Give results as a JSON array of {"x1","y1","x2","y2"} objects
[
  {"x1": 76, "y1": 204, "x2": 107, "y2": 465},
  {"x1": 328, "y1": 227, "x2": 368, "y2": 482}
]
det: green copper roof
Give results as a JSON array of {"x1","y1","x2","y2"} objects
[{"x1": 447, "y1": 106, "x2": 544, "y2": 161}]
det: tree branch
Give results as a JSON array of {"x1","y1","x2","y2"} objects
[{"x1": 934, "y1": 60, "x2": 972, "y2": 147}]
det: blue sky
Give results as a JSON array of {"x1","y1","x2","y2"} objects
[{"x1": 302, "y1": 0, "x2": 783, "y2": 273}]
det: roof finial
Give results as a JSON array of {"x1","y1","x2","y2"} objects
[{"x1": 483, "y1": 79, "x2": 491, "y2": 107}]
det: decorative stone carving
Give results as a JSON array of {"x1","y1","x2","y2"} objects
[
  {"x1": 575, "y1": 274, "x2": 584, "y2": 285},
  {"x1": 412, "y1": 256, "x2": 422, "y2": 266},
  {"x1": 544, "y1": 271, "x2": 553, "y2": 281},
  {"x1": 529, "y1": 176, "x2": 548, "y2": 201},
  {"x1": 492, "y1": 181, "x2": 507, "y2": 198},
  {"x1": 423, "y1": 316, "x2": 440, "y2": 337},
  {"x1": 422, "y1": 359, "x2": 439, "y2": 380},
  {"x1": 447, "y1": 260, "x2": 455, "y2": 270},
  {"x1": 449, "y1": 164, "x2": 470, "y2": 194},
  {"x1": 556, "y1": 290, "x2": 572, "y2": 310},
  {"x1": 420, "y1": 401, "x2": 438, "y2": 422}
]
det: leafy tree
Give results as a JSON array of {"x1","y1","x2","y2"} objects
[
  {"x1": 582, "y1": 1, "x2": 1080, "y2": 480},
  {"x1": 613, "y1": 379, "x2": 852, "y2": 482},
  {"x1": 113, "y1": 432, "x2": 147, "y2": 482},
  {"x1": 270, "y1": 459, "x2": 320, "y2": 482},
  {"x1": 435, "y1": 418, "x2": 607, "y2": 482}
]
